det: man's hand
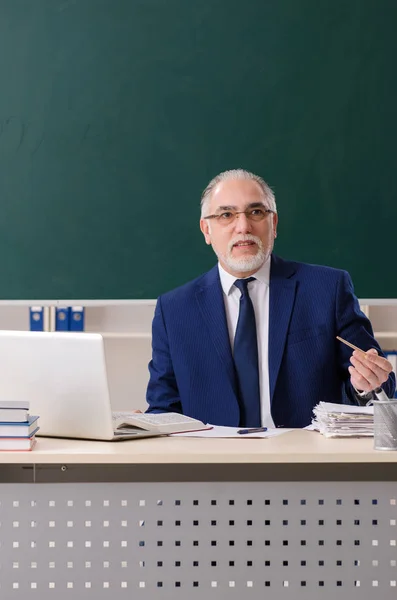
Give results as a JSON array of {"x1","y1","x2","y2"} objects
[{"x1": 348, "y1": 348, "x2": 393, "y2": 393}]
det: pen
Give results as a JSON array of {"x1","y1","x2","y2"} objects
[
  {"x1": 237, "y1": 427, "x2": 268, "y2": 435},
  {"x1": 336, "y1": 336, "x2": 367, "y2": 356},
  {"x1": 337, "y1": 336, "x2": 390, "y2": 401}
]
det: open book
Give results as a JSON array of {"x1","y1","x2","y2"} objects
[{"x1": 112, "y1": 411, "x2": 211, "y2": 435}]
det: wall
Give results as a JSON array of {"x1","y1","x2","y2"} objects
[{"x1": 0, "y1": 302, "x2": 396, "y2": 412}]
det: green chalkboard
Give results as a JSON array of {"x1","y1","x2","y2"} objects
[{"x1": 1, "y1": 0, "x2": 396, "y2": 299}]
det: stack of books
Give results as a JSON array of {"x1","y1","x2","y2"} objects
[
  {"x1": 311, "y1": 402, "x2": 374, "y2": 438},
  {"x1": 0, "y1": 401, "x2": 39, "y2": 451}
]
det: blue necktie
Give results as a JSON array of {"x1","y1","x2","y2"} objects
[{"x1": 233, "y1": 278, "x2": 261, "y2": 427}]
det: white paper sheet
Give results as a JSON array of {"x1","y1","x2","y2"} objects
[
  {"x1": 171, "y1": 426, "x2": 294, "y2": 438},
  {"x1": 314, "y1": 402, "x2": 374, "y2": 415}
]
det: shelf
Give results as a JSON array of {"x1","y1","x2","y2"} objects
[
  {"x1": 373, "y1": 332, "x2": 397, "y2": 339},
  {"x1": 94, "y1": 332, "x2": 151, "y2": 339}
]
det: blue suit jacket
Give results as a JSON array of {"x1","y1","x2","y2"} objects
[{"x1": 146, "y1": 254, "x2": 395, "y2": 427}]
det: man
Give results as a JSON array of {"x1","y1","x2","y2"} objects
[{"x1": 146, "y1": 169, "x2": 395, "y2": 427}]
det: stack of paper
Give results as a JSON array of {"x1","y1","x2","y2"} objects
[{"x1": 311, "y1": 402, "x2": 374, "y2": 438}]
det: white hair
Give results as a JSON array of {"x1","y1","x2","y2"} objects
[{"x1": 200, "y1": 169, "x2": 277, "y2": 217}]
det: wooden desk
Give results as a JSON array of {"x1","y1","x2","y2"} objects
[{"x1": 0, "y1": 431, "x2": 396, "y2": 599}]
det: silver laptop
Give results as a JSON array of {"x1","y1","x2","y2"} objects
[{"x1": 0, "y1": 330, "x2": 158, "y2": 441}]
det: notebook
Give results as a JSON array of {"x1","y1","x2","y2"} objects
[{"x1": 0, "y1": 330, "x2": 159, "y2": 441}]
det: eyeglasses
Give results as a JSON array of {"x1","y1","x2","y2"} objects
[{"x1": 203, "y1": 207, "x2": 274, "y2": 226}]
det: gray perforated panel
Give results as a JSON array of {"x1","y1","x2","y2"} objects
[{"x1": 0, "y1": 481, "x2": 396, "y2": 599}]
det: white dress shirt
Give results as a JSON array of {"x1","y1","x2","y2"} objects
[{"x1": 218, "y1": 259, "x2": 275, "y2": 428}]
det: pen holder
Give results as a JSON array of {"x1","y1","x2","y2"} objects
[{"x1": 373, "y1": 399, "x2": 397, "y2": 451}]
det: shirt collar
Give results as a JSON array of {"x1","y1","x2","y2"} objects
[{"x1": 218, "y1": 256, "x2": 271, "y2": 296}]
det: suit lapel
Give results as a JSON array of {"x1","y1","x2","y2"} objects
[
  {"x1": 195, "y1": 258, "x2": 298, "y2": 404},
  {"x1": 195, "y1": 266, "x2": 237, "y2": 394},
  {"x1": 268, "y1": 255, "x2": 297, "y2": 402}
]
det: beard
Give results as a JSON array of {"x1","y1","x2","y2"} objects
[{"x1": 214, "y1": 234, "x2": 269, "y2": 273}]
